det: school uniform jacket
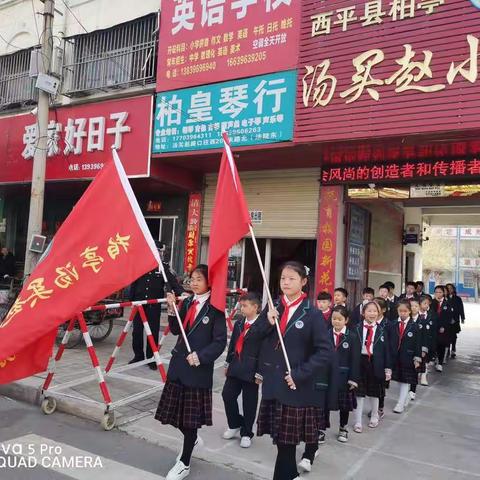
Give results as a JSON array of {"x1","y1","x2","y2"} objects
[
  {"x1": 167, "y1": 295, "x2": 227, "y2": 389},
  {"x1": 431, "y1": 299, "x2": 455, "y2": 346},
  {"x1": 354, "y1": 322, "x2": 392, "y2": 380},
  {"x1": 386, "y1": 296, "x2": 399, "y2": 321},
  {"x1": 449, "y1": 295, "x2": 465, "y2": 334},
  {"x1": 331, "y1": 328, "x2": 361, "y2": 391},
  {"x1": 257, "y1": 298, "x2": 333, "y2": 408},
  {"x1": 386, "y1": 318, "x2": 422, "y2": 368},
  {"x1": 225, "y1": 318, "x2": 264, "y2": 383}
]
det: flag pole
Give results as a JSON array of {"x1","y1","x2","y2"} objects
[
  {"x1": 157, "y1": 261, "x2": 192, "y2": 353},
  {"x1": 248, "y1": 224, "x2": 292, "y2": 375}
]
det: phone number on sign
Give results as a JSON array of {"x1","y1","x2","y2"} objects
[
  {"x1": 181, "y1": 62, "x2": 216, "y2": 76},
  {"x1": 81, "y1": 163, "x2": 104, "y2": 171},
  {"x1": 226, "y1": 51, "x2": 267, "y2": 67}
]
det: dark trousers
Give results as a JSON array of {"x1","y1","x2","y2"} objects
[
  {"x1": 274, "y1": 444, "x2": 298, "y2": 480},
  {"x1": 451, "y1": 334, "x2": 457, "y2": 352},
  {"x1": 131, "y1": 305, "x2": 161, "y2": 360},
  {"x1": 222, "y1": 376, "x2": 259, "y2": 438},
  {"x1": 302, "y1": 443, "x2": 319, "y2": 464},
  {"x1": 437, "y1": 344, "x2": 447, "y2": 365}
]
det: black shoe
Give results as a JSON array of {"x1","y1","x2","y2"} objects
[
  {"x1": 128, "y1": 357, "x2": 144, "y2": 364},
  {"x1": 318, "y1": 431, "x2": 326, "y2": 444},
  {"x1": 147, "y1": 362, "x2": 157, "y2": 370},
  {"x1": 451, "y1": 352, "x2": 456, "y2": 359}
]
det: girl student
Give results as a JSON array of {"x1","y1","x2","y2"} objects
[
  {"x1": 256, "y1": 261, "x2": 332, "y2": 480},
  {"x1": 326, "y1": 305, "x2": 360, "y2": 444},
  {"x1": 155, "y1": 265, "x2": 227, "y2": 480},
  {"x1": 431, "y1": 285, "x2": 455, "y2": 372},
  {"x1": 373, "y1": 297, "x2": 389, "y2": 419},
  {"x1": 353, "y1": 301, "x2": 391, "y2": 432},
  {"x1": 387, "y1": 300, "x2": 422, "y2": 414},
  {"x1": 418, "y1": 294, "x2": 437, "y2": 386},
  {"x1": 408, "y1": 298, "x2": 428, "y2": 399},
  {"x1": 445, "y1": 283, "x2": 465, "y2": 359}
]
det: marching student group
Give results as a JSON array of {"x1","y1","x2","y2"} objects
[{"x1": 155, "y1": 262, "x2": 466, "y2": 480}]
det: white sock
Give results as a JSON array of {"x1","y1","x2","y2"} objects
[
  {"x1": 354, "y1": 397, "x2": 365, "y2": 425},
  {"x1": 369, "y1": 397, "x2": 380, "y2": 421},
  {"x1": 398, "y1": 383, "x2": 410, "y2": 406}
]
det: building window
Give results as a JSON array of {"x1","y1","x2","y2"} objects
[
  {"x1": 0, "y1": 48, "x2": 38, "y2": 110},
  {"x1": 62, "y1": 13, "x2": 158, "y2": 96}
]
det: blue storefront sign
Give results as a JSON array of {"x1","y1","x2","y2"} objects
[{"x1": 152, "y1": 70, "x2": 296, "y2": 153}]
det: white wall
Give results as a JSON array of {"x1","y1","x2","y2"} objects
[
  {"x1": 0, "y1": 0, "x2": 159, "y2": 55},
  {"x1": 403, "y1": 206, "x2": 423, "y2": 283}
]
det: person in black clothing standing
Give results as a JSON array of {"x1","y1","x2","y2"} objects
[
  {"x1": 129, "y1": 241, "x2": 184, "y2": 369},
  {"x1": 0, "y1": 247, "x2": 15, "y2": 278},
  {"x1": 431, "y1": 285, "x2": 454, "y2": 372},
  {"x1": 445, "y1": 283, "x2": 465, "y2": 359}
]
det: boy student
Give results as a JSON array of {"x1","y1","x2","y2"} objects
[
  {"x1": 384, "y1": 281, "x2": 399, "y2": 321},
  {"x1": 400, "y1": 282, "x2": 418, "y2": 300},
  {"x1": 317, "y1": 291, "x2": 333, "y2": 325},
  {"x1": 334, "y1": 288, "x2": 348, "y2": 307},
  {"x1": 351, "y1": 287, "x2": 375, "y2": 326},
  {"x1": 222, "y1": 292, "x2": 263, "y2": 448},
  {"x1": 416, "y1": 281, "x2": 426, "y2": 297}
]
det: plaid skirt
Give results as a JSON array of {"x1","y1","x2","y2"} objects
[
  {"x1": 357, "y1": 355, "x2": 385, "y2": 399},
  {"x1": 155, "y1": 380, "x2": 212, "y2": 429},
  {"x1": 337, "y1": 389, "x2": 357, "y2": 412},
  {"x1": 393, "y1": 361, "x2": 418, "y2": 385},
  {"x1": 257, "y1": 399, "x2": 325, "y2": 445}
]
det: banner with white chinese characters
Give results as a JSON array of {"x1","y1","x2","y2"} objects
[
  {"x1": 0, "y1": 96, "x2": 152, "y2": 183},
  {"x1": 153, "y1": 70, "x2": 296, "y2": 153},
  {"x1": 157, "y1": 0, "x2": 300, "y2": 91},
  {"x1": 296, "y1": 0, "x2": 480, "y2": 143}
]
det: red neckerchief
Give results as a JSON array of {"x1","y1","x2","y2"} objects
[{"x1": 279, "y1": 293, "x2": 307, "y2": 336}]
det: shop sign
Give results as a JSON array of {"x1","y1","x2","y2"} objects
[
  {"x1": 411, "y1": 184, "x2": 480, "y2": 198},
  {"x1": 157, "y1": 0, "x2": 300, "y2": 91},
  {"x1": 460, "y1": 227, "x2": 480, "y2": 238},
  {"x1": 184, "y1": 193, "x2": 202, "y2": 274},
  {"x1": 430, "y1": 227, "x2": 457, "y2": 237},
  {"x1": 321, "y1": 158, "x2": 480, "y2": 185},
  {"x1": 250, "y1": 210, "x2": 263, "y2": 225},
  {"x1": 405, "y1": 224, "x2": 420, "y2": 244},
  {"x1": 346, "y1": 204, "x2": 368, "y2": 281},
  {"x1": 315, "y1": 186, "x2": 341, "y2": 295},
  {"x1": 153, "y1": 70, "x2": 296, "y2": 153},
  {"x1": 460, "y1": 257, "x2": 480, "y2": 267},
  {"x1": 0, "y1": 96, "x2": 152, "y2": 183},
  {"x1": 296, "y1": 0, "x2": 480, "y2": 142},
  {"x1": 347, "y1": 244, "x2": 365, "y2": 280}
]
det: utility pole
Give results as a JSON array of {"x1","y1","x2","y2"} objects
[{"x1": 24, "y1": 0, "x2": 55, "y2": 276}]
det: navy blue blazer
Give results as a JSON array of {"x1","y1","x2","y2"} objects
[
  {"x1": 167, "y1": 295, "x2": 227, "y2": 389},
  {"x1": 431, "y1": 299, "x2": 455, "y2": 346},
  {"x1": 225, "y1": 317, "x2": 264, "y2": 383},
  {"x1": 257, "y1": 298, "x2": 333, "y2": 408},
  {"x1": 354, "y1": 322, "x2": 392, "y2": 380},
  {"x1": 387, "y1": 318, "x2": 422, "y2": 368},
  {"x1": 331, "y1": 327, "x2": 361, "y2": 387},
  {"x1": 350, "y1": 303, "x2": 363, "y2": 327}
]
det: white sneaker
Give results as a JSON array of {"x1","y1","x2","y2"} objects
[
  {"x1": 298, "y1": 458, "x2": 312, "y2": 473},
  {"x1": 166, "y1": 461, "x2": 190, "y2": 480},
  {"x1": 222, "y1": 428, "x2": 240, "y2": 440},
  {"x1": 436, "y1": 364, "x2": 443, "y2": 372},
  {"x1": 393, "y1": 403, "x2": 404, "y2": 414},
  {"x1": 176, "y1": 436, "x2": 203, "y2": 462},
  {"x1": 240, "y1": 436, "x2": 252, "y2": 448},
  {"x1": 409, "y1": 391, "x2": 416, "y2": 401},
  {"x1": 420, "y1": 373, "x2": 429, "y2": 386}
]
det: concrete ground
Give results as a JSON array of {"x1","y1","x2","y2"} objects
[{"x1": 1, "y1": 304, "x2": 479, "y2": 479}]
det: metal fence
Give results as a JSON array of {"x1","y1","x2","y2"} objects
[
  {"x1": 62, "y1": 14, "x2": 158, "y2": 96},
  {"x1": 0, "y1": 48, "x2": 38, "y2": 110}
]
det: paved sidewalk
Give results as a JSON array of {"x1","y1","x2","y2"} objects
[{"x1": 1, "y1": 305, "x2": 480, "y2": 479}]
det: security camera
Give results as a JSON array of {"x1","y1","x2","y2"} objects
[{"x1": 30, "y1": 107, "x2": 38, "y2": 116}]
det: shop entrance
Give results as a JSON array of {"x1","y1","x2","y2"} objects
[{"x1": 145, "y1": 216, "x2": 178, "y2": 265}]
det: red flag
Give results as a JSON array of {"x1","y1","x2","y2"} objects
[
  {"x1": 208, "y1": 133, "x2": 251, "y2": 311},
  {"x1": 0, "y1": 150, "x2": 160, "y2": 384}
]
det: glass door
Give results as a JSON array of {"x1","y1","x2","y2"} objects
[{"x1": 145, "y1": 216, "x2": 178, "y2": 266}]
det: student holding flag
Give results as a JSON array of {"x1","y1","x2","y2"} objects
[{"x1": 256, "y1": 261, "x2": 332, "y2": 480}]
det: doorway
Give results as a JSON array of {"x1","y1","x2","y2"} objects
[
  {"x1": 405, "y1": 251, "x2": 415, "y2": 283},
  {"x1": 145, "y1": 216, "x2": 178, "y2": 265}
]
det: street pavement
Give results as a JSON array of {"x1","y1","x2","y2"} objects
[{"x1": 1, "y1": 304, "x2": 479, "y2": 479}]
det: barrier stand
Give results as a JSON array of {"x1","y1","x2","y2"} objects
[{"x1": 39, "y1": 299, "x2": 171, "y2": 431}]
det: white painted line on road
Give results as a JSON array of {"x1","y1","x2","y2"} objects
[
  {"x1": 4, "y1": 434, "x2": 166, "y2": 480},
  {"x1": 347, "y1": 442, "x2": 480, "y2": 478}
]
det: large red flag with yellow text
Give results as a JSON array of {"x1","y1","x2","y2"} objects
[
  {"x1": 0, "y1": 150, "x2": 160, "y2": 383},
  {"x1": 208, "y1": 133, "x2": 251, "y2": 312}
]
